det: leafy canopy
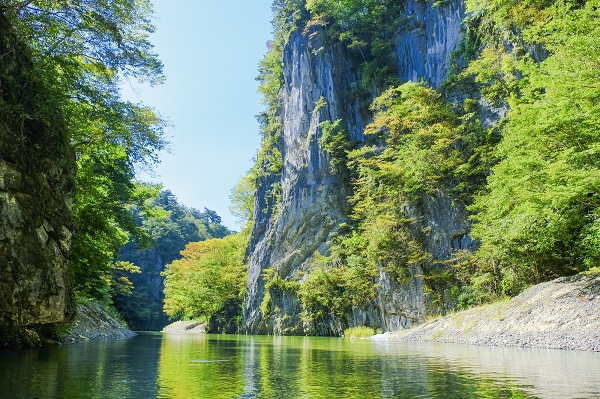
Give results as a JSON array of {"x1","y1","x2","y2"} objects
[
  {"x1": 470, "y1": 0, "x2": 600, "y2": 294},
  {"x1": 4, "y1": 0, "x2": 168, "y2": 301},
  {"x1": 162, "y1": 234, "x2": 248, "y2": 322}
]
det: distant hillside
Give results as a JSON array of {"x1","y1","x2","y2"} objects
[{"x1": 113, "y1": 188, "x2": 231, "y2": 331}]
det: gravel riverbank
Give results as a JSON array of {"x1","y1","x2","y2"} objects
[{"x1": 374, "y1": 274, "x2": 600, "y2": 352}]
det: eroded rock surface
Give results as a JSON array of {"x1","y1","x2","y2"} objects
[
  {"x1": 0, "y1": 14, "x2": 76, "y2": 347},
  {"x1": 242, "y1": 0, "x2": 474, "y2": 335}
]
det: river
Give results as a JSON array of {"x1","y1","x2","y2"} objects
[{"x1": 0, "y1": 333, "x2": 599, "y2": 398}]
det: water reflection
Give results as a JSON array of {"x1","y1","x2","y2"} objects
[
  {"x1": 0, "y1": 333, "x2": 599, "y2": 398},
  {"x1": 0, "y1": 334, "x2": 163, "y2": 398}
]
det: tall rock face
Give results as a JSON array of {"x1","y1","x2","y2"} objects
[
  {"x1": 243, "y1": 0, "x2": 472, "y2": 335},
  {"x1": 395, "y1": 0, "x2": 465, "y2": 89},
  {"x1": 243, "y1": 29, "x2": 365, "y2": 334},
  {"x1": 0, "y1": 14, "x2": 76, "y2": 347}
]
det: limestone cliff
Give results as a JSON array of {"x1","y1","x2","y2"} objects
[
  {"x1": 243, "y1": 27, "x2": 364, "y2": 334},
  {"x1": 0, "y1": 14, "x2": 76, "y2": 347},
  {"x1": 242, "y1": 0, "x2": 474, "y2": 335}
]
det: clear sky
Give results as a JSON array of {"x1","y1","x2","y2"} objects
[{"x1": 123, "y1": 0, "x2": 274, "y2": 230}]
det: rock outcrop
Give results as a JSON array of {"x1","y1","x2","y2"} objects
[
  {"x1": 388, "y1": 274, "x2": 600, "y2": 352},
  {"x1": 243, "y1": 26, "x2": 364, "y2": 334},
  {"x1": 0, "y1": 14, "x2": 76, "y2": 347},
  {"x1": 242, "y1": 0, "x2": 473, "y2": 335},
  {"x1": 161, "y1": 320, "x2": 206, "y2": 334},
  {"x1": 59, "y1": 301, "x2": 136, "y2": 343}
]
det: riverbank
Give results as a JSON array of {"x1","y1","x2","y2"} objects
[
  {"x1": 374, "y1": 274, "x2": 600, "y2": 352},
  {"x1": 161, "y1": 320, "x2": 206, "y2": 333},
  {"x1": 59, "y1": 301, "x2": 136, "y2": 343}
]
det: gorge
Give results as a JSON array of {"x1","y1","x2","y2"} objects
[{"x1": 2, "y1": 0, "x2": 600, "y2": 351}]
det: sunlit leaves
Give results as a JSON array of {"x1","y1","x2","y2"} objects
[
  {"x1": 5, "y1": 0, "x2": 168, "y2": 300},
  {"x1": 470, "y1": 0, "x2": 600, "y2": 292},
  {"x1": 162, "y1": 234, "x2": 248, "y2": 322}
]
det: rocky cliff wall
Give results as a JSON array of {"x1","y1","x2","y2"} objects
[
  {"x1": 243, "y1": 29, "x2": 364, "y2": 334},
  {"x1": 0, "y1": 14, "x2": 76, "y2": 348},
  {"x1": 395, "y1": 0, "x2": 465, "y2": 88},
  {"x1": 243, "y1": 0, "x2": 472, "y2": 335}
]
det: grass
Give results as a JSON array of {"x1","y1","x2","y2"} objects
[
  {"x1": 344, "y1": 326, "x2": 375, "y2": 339},
  {"x1": 581, "y1": 267, "x2": 600, "y2": 276}
]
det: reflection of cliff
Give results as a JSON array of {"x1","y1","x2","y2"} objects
[
  {"x1": 156, "y1": 335, "x2": 586, "y2": 398},
  {"x1": 3, "y1": 334, "x2": 596, "y2": 398},
  {"x1": 0, "y1": 335, "x2": 163, "y2": 397},
  {"x1": 243, "y1": 0, "x2": 473, "y2": 335}
]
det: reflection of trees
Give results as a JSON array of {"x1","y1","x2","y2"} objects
[
  {"x1": 6, "y1": 334, "x2": 591, "y2": 398},
  {"x1": 156, "y1": 335, "x2": 541, "y2": 398},
  {"x1": 0, "y1": 336, "x2": 162, "y2": 398},
  {"x1": 157, "y1": 334, "x2": 245, "y2": 398}
]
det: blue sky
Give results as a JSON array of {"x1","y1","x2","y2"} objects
[{"x1": 124, "y1": 0, "x2": 273, "y2": 230}]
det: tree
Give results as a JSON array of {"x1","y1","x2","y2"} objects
[
  {"x1": 162, "y1": 234, "x2": 248, "y2": 323},
  {"x1": 470, "y1": 0, "x2": 600, "y2": 294},
  {"x1": 3, "y1": 0, "x2": 167, "y2": 301},
  {"x1": 113, "y1": 187, "x2": 232, "y2": 330}
]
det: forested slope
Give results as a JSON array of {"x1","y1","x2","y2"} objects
[{"x1": 114, "y1": 188, "x2": 230, "y2": 330}]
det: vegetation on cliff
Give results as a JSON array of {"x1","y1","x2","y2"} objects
[
  {"x1": 2, "y1": 1, "x2": 236, "y2": 341},
  {"x1": 4, "y1": 0, "x2": 599, "y2": 340},
  {"x1": 467, "y1": 0, "x2": 600, "y2": 298},
  {"x1": 225, "y1": 0, "x2": 600, "y2": 332},
  {"x1": 2, "y1": 1, "x2": 166, "y2": 303}
]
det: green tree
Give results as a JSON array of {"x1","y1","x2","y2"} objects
[
  {"x1": 113, "y1": 187, "x2": 232, "y2": 330},
  {"x1": 3, "y1": 0, "x2": 167, "y2": 301},
  {"x1": 348, "y1": 83, "x2": 489, "y2": 282},
  {"x1": 470, "y1": 0, "x2": 600, "y2": 295},
  {"x1": 162, "y1": 233, "x2": 248, "y2": 325}
]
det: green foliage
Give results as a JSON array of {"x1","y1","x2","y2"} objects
[
  {"x1": 71, "y1": 181, "x2": 160, "y2": 302},
  {"x1": 319, "y1": 119, "x2": 352, "y2": 177},
  {"x1": 364, "y1": 83, "x2": 492, "y2": 199},
  {"x1": 110, "y1": 261, "x2": 141, "y2": 296},
  {"x1": 343, "y1": 326, "x2": 375, "y2": 338},
  {"x1": 298, "y1": 251, "x2": 378, "y2": 326},
  {"x1": 305, "y1": 0, "x2": 402, "y2": 40},
  {"x1": 304, "y1": 0, "x2": 402, "y2": 107},
  {"x1": 470, "y1": 0, "x2": 600, "y2": 293},
  {"x1": 113, "y1": 187, "x2": 231, "y2": 330},
  {"x1": 4, "y1": 1, "x2": 167, "y2": 302},
  {"x1": 462, "y1": 45, "x2": 523, "y2": 104},
  {"x1": 162, "y1": 233, "x2": 248, "y2": 323},
  {"x1": 230, "y1": 173, "x2": 256, "y2": 230},
  {"x1": 260, "y1": 267, "x2": 301, "y2": 316},
  {"x1": 332, "y1": 83, "x2": 494, "y2": 293}
]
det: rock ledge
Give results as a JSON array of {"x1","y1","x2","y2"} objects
[{"x1": 374, "y1": 274, "x2": 600, "y2": 352}]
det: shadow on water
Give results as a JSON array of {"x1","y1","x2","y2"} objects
[{"x1": 1, "y1": 333, "x2": 599, "y2": 398}]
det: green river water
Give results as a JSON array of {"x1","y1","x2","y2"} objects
[{"x1": 0, "y1": 333, "x2": 599, "y2": 398}]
